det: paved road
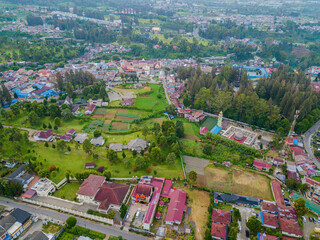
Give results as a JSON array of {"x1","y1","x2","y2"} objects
[
  {"x1": 0, "y1": 197, "x2": 148, "y2": 240},
  {"x1": 3, "y1": 125, "x2": 37, "y2": 142},
  {"x1": 302, "y1": 120, "x2": 320, "y2": 169}
]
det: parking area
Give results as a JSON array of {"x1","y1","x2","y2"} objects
[
  {"x1": 124, "y1": 202, "x2": 148, "y2": 227},
  {"x1": 19, "y1": 220, "x2": 43, "y2": 240}
]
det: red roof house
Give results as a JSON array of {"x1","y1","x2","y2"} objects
[
  {"x1": 165, "y1": 189, "x2": 188, "y2": 225},
  {"x1": 121, "y1": 98, "x2": 133, "y2": 106},
  {"x1": 261, "y1": 201, "x2": 277, "y2": 213},
  {"x1": 34, "y1": 129, "x2": 54, "y2": 141},
  {"x1": 212, "y1": 208, "x2": 231, "y2": 225},
  {"x1": 160, "y1": 179, "x2": 172, "y2": 198},
  {"x1": 303, "y1": 176, "x2": 319, "y2": 188},
  {"x1": 85, "y1": 104, "x2": 96, "y2": 115},
  {"x1": 200, "y1": 127, "x2": 208, "y2": 136},
  {"x1": 258, "y1": 234, "x2": 280, "y2": 240},
  {"x1": 77, "y1": 175, "x2": 105, "y2": 201},
  {"x1": 94, "y1": 182, "x2": 130, "y2": 212},
  {"x1": 211, "y1": 222, "x2": 227, "y2": 240},
  {"x1": 261, "y1": 212, "x2": 278, "y2": 229},
  {"x1": 271, "y1": 180, "x2": 285, "y2": 206},
  {"x1": 131, "y1": 183, "x2": 153, "y2": 203},
  {"x1": 279, "y1": 217, "x2": 303, "y2": 238},
  {"x1": 253, "y1": 159, "x2": 272, "y2": 171}
]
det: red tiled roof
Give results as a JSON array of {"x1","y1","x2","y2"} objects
[
  {"x1": 34, "y1": 129, "x2": 53, "y2": 139},
  {"x1": 271, "y1": 180, "x2": 285, "y2": 206},
  {"x1": 77, "y1": 174, "x2": 105, "y2": 197},
  {"x1": 211, "y1": 222, "x2": 227, "y2": 240},
  {"x1": 67, "y1": 129, "x2": 75, "y2": 135},
  {"x1": 212, "y1": 208, "x2": 231, "y2": 225},
  {"x1": 160, "y1": 179, "x2": 172, "y2": 198},
  {"x1": 287, "y1": 171, "x2": 300, "y2": 181},
  {"x1": 253, "y1": 159, "x2": 272, "y2": 169},
  {"x1": 260, "y1": 234, "x2": 280, "y2": 240},
  {"x1": 165, "y1": 189, "x2": 188, "y2": 223},
  {"x1": 279, "y1": 217, "x2": 303, "y2": 237},
  {"x1": 262, "y1": 212, "x2": 278, "y2": 228},
  {"x1": 261, "y1": 201, "x2": 277, "y2": 213},
  {"x1": 305, "y1": 177, "x2": 319, "y2": 186},
  {"x1": 282, "y1": 237, "x2": 299, "y2": 240},
  {"x1": 121, "y1": 98, "x2": 133, "y2": 104},
  {"x1": 95, "y1": 182, "x2": 129, "y2": 210},
  {"x1": 85, "y1": 162, "x2": 95, "y2": 167},
  {"x1": 131, "y1": 183, "x2": 152, "y2": 197},
  {"x1": 277, "y1": 206, "x2": 297, "y2": 220},
  {"x1": 87, "y1": 104, "x2": 96, "y2": 112}
]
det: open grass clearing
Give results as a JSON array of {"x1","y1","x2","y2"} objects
[
  {"x1": 203, "y1": 166, "x2": 273, "y2": 200},
  {"x1": 53, "y1": 182, "x2": 82, "y2": 201},
  {"x1": 34, "y1": 142, "x2": 183, "y2": 183}
]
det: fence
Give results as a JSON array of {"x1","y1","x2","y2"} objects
[{"x1": 22, "y1": 198, "x2": 114, "y2": 225}]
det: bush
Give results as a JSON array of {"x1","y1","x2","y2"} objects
[
  {"x1": 48, "y1": 165, "x2": 56, "y2": 171},
  {"x1": 66, "y1": 217, "x2": 77, "y2": 228},
  {"x1": 145, "y1": 167, "x2": 151, "y2": 174},
  {"x1": 132, "y1": 166, "x2": 137, "y2": 172}
]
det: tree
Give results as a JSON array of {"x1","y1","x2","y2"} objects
[
  {"x1": 62, "y1": 109, "x2": 74, "y2": 121},
  {"x1": 57, "y1": 140, "x2": 66, "y2": 152},
  {"x1": 151, "y1": 147, "x2": 164, "y2": 163},
  {"x1": 166, "y1": 152, "x2": 176, "y2": 166},
  {"x1": 142, "y1": 126, "x2": 149, "y2": 139},
  {"x1": 93, "y1": 129, "x2": 101, "y2": 138},
  {"x1": 54, "y1": 117, "x2": 61, "y2": 126},
  {"x1": 165, "y1": 104, "x2": 176, "y2": 115},
  {"x1": 188, "y1": 171, "x2": 197, "y2": 184},
  {"x1": 135, "y1": 156, "x2": 148, "y2": 169},
  {"x1": 232, "y1": 208, "x2": 241, "y2": 221},
  {"x1": 120, "y1": 203, "x2": 127, "y2": 219},
  {"x1": 83, "y1": 139, "x2": 92, "y2": 155},
  {"x1": 122, "y1": 151, "x2": 126, "y2": 159},
  {"x1": 107, "y1": 149, "x2": 118, "y2": 163},
  {"x1": 246, "y1": 216, "x2": 261, "y2": 235},
  {"x1": 28, "y1": 111, "x2": 40, "y2": 126},
  {"x1": 66, "y1": 217, "x2": 77, "y2": 228},
  {"x1": 203, "y1": 143, "x2": 212, "y2": 155},
  {"x1": 294, "y1": 198, "x2": 307, "y2": 217},
  {"x1": 171, "y1": 142, "x2": 181, "y2": 157},
  {"x1": 175, "y1": 120, "x2": 184, "y2": 138},
  {"x1": 153, "y1": 123, "x2": 160, "y2": 135}
]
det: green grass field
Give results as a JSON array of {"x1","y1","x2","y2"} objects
[
  {"x1": 53, "y1": 182, "x2": 82, "y2": 201},
  {"x1": 135, "y1": 84, "x2": 168, "y2": 111},
  {"x1": 200, "y1": 117, "x2": 217, "y2": 131},
  {"x1": 35, "y1": 141, "x2": 182, "y2": 183}
]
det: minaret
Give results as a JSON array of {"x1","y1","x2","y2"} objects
[{"x1": 217, "y1": 111, "x2": 223, "y2": 127}]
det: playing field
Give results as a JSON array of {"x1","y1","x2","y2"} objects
[
  {"x1": 203, "y1": 167, "x2": 273, "y2": 200},
  {"x1": 200, "y1": 117, "x2": 217, "y2": 131}
]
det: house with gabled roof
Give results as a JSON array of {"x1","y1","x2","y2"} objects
[
  {"x1": 77, "y1": 174, "x2": 106, "y2": 203},
  {"x1": 165, "y1": 189, "x2": 188, "y2": 225},
  {"x1": 211, "y1": 222, "x2": 227, "y2": 240},
  {"x1": 34, "y1": 129, "x2": 54, "y2": 141},
  {"x1": 93, "y1": 182, "x2": 130, "y2": 213}
]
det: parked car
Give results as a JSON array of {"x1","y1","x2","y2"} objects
[
  {"x1": 302, "y1": 216, "x2": 306, "y2": 223},
  {"x1": 318, "y1": 217, "x2": 320, "y2": 223},
  {"x1": 284, "y1": 198, "x2": 290, "y2": 202},
  {"x1": 313, "y1": 217, "x2": 317, "y2": 223},
  {"x1": 245, "y1": 229, "x2": 250, "y2": 238}
]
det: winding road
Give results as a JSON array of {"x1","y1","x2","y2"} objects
[
  {"x1": 303, "y1": 120, "x2": 320, "y2": 169},
  {"x1": 0, "y1": 197, "x2": 148, "y2": 240}
]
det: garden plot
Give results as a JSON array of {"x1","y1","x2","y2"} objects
[
  {"x1": 110, "y1": 122, "x2": 130, "y2": 132},
  {"x1": 116, "y1": 112, "x2": 138, "y2": 123}
]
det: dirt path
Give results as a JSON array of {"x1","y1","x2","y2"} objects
[{"x1": 3, "y1": 125, "x2": 37, "y2": 142}]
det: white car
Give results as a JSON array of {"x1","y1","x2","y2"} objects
[
  {"x1": 318, "y1": 217, "x2": 320, "y2": 223},
  {"x1": 302, "y1": 216, "x2": 306, "y2": 223}
]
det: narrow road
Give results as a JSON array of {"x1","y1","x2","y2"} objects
[
  {"x1": 0, "y1": 197, "x2": 148, "y2": 240},
  {"x1": 162, "y1": 79, "x2": 171, "y2": 105},
  {"x1": 303, "y1": 120, "x2": 320, "y2": 169},
  {"x1": 3, "y1": 125, "x2": 37, "y2": 142}
]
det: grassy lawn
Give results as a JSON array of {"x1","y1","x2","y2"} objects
[
  {"x1": 53, "y1": 182, "x2": 82, "y2": 201},
  {"x1": 135, "y1": 84, "x2": 168, "y2": 111},
  {"x1": 180, "y1": 139, "x2": 203, "y2": 156},
  {"x1": 1, "y1": 114, "x2": 88, "y2": 134},
  {"x1": 35, "y1": 141, "x2": 183, "y2": 183}
]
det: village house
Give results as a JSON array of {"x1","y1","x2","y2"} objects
[
  {"x1": 90, "y1": 136, "x2": 105, "y2": 146},
  {"x1": 34, "y1": 129, "x2": 54, "y2": 141},
  {"x1": 165, "y1": 189, "x2": 188, "y2": 225},
  {"x1": 74, "y1": 133, "x2": 89, "y2": 144},
  {"x1": 127, "y1": 138, "x2": 148, "y2": 153},
  {"x1": 120, "y1": 98, "x2": 133, "y2": 106},
  {"x1": 85, "y1": 104, "x2": 96, "y2": 115},
  {"x1": 253, "y1": 159, "x2": 272, "y2": 171},
  {"x1": 77, "y1": 175, "x2": 106, "y2": 203}
]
